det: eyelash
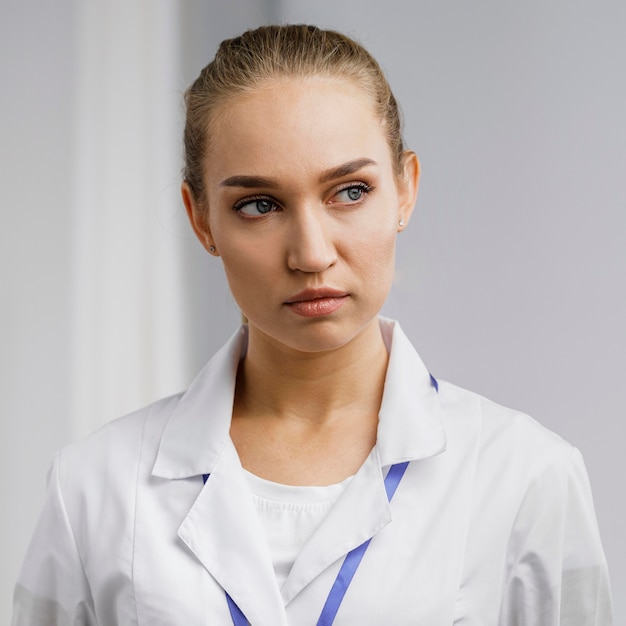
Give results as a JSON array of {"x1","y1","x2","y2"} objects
[
  {"x1": 232, "y1": 195, "x2": 278, "y2": 215},
  {"x1": 232, "y1": 182, "x2": 374, "y2": 218},
  {"x1": 333, "y1": 182, "x2": 373, "y2": 204}
]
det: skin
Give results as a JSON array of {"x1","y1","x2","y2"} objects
[{"x1": 182, "y1": 76, "x2": 419, "y2": 485}]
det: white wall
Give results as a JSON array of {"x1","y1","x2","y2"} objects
[
  {"x1": 0, "y1": 0, "x2": 76, "y2": 619},
  {"x1": 1, "y1": 0, "x2": 623, "y2": 622}
]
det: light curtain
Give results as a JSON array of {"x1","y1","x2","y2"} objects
[{"x1": 70, "y1": 0, "x2": 191, "y2": 438}]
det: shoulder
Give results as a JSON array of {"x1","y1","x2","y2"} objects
[
  {"x1": 430, "y1": 386, "x2": 611, "y2": 619},
  {"x1": 436, "y1": 382, "x2": 608, "y2": 564},
  {"x1": 54, "y1": 393, "x2": 183, "y2": 499},
  {"x1": 437, "y1": 379, "x2": 576, "y2": 485}
]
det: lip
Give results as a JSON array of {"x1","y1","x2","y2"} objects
[
  {"x1": 284, "y1": 287, "x2": 349, "y2": 318},
  {"x1": 285, "y1": 287, "x2": 349, "y2": 304}
]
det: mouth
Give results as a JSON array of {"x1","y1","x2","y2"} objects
[{"x1": 284, "y1": 288, "x2": 349, "y2": 318}]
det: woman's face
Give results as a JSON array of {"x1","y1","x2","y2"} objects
[{"x1": 184, "y1": 76, "x2": 419, "y2": 354}]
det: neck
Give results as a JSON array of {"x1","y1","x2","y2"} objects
[
  {"x1": 231, "y1": 318, "x2": 389, "y2": 484},
  {"x1": 234, "y1": 318, "x2": 389, "y2": 427}
]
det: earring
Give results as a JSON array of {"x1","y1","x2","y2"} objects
[
  {"x1": 209, "y1": 245, "x2": 216, "y2": 253},
  {"x1": 398, "y1": 219, "x2": 405, "y2": 227}
]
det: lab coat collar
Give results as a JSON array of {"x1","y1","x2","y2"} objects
[
  {"x1": 376, "y1": 317, "x2": 447, "y2": 465},
  {"x1": 152, "y1": 318, "x2": 446, "y2": 480},
  {"x1": 152, "y1": 326, "x2": 247, "y2": 479}
]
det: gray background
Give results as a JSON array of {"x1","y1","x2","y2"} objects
[{"x1": 1, "y1": 0, "x2": 624, "y2": 622}]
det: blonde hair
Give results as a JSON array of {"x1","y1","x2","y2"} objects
[{"x1": 183, "y1": 24, "x2": 405, "y2": 205}]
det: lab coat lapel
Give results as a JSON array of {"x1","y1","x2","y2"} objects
[
  {"x1": 281, "y1": 447, "x2": 390, "y2": 605},
  {"x1": 153, "y1": 326, "x2": 287, "y2": 624},
  {"x1": 178, "y1": 440, "x2": 288, "y2": 626}
]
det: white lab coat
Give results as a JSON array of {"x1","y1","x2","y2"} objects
[{"x1": 13, "y1": 319, "x2": 612, "y2": 625}]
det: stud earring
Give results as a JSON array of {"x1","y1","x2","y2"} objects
[
  {"x1": 209, "y1": 245, "x2": 216, "y2": 253},
  {"x1": 398, "y1": 219, "x2": 405, "y2": 227}
]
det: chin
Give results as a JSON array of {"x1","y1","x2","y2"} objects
[{"x1": 252, "y1": 313, "x2": 379, "y2": 355}]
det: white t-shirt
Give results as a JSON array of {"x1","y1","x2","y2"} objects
[{"x1": 244, "y1": 470, "x2": 353, "y2": 589}]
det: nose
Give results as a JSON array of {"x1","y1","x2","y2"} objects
[{"x1": 286, "y1": 207, "x2": 337, "y2": 273}]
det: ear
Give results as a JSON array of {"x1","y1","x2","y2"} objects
[
  {"x1": 396, "y1": 151, "x2": 420, "y2": 232},
  {"x1": 181, "y1": 182, "x2": 219, "y2": 256}
]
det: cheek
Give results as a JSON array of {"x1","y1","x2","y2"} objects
[
  {"x1": 210, "y1": 215, "x2": 269, "y2": 275},
  {"x1": 221, "y1": 245, "x2": 268, "y2": 281},
  {"x1": 348, "y1": 220, "x2": 397, "y2": 286},
  {"x1": 371, "y1": 231, "x2": 398, "y2": 282},
  {"x1": 216, "y1": 234, "x2": 280, "y2": 304}
]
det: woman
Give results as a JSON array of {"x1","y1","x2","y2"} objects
[{"x1": 13, "y1": 25, "x2": 612, "y2": 625}]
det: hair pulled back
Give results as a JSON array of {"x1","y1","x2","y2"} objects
[{"x1": 183, "y1": 24, "x2": 404, "y2": 205}]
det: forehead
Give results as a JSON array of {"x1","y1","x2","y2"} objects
[{"x1": 204, "y1": 76, "x2": 391, "y2": 183}]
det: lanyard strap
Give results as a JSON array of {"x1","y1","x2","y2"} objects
[{"x1": 226, "y1": 592, "x2": 249, "y2": 626}]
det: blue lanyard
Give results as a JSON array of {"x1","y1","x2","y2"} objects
[{"x1": 204, "y1": 375, "x2": 438, "y2": 625}]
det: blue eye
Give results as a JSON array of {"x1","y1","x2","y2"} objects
[
  {"x1": 235, "y1": 197, "x2": 277, "y2": 216},
  {"x1": 334, "y1": 184, "x2": 371, "y2": 204}
]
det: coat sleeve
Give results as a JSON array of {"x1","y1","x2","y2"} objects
[
  {"x1": 498, "y1": 447, "x2": 613, "y2": 625},
  {"x1": 12, "y1": 452, "x2": 98, "y2": 626}
]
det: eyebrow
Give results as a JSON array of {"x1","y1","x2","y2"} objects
[
  {"x1": 219, "y1": 158, "x2": 377, "y2": 188},
  {"x1": 319, "y1": 158, "x2": 377, "y2": 183},
  {"x1": 219, "y1": 174, "x2": 278, "y2": 189}
]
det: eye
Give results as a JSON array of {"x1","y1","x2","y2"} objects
[
  {"x1": 233, "y1": 197, "x2": 278, "y2": 217},
  {"x1": 333, "y1": 183, "x2": 372, "y2": 204}
]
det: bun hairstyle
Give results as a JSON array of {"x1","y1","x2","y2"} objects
[{"x1": 183, "y1": 24, "x2": 405, "y2": 207}]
